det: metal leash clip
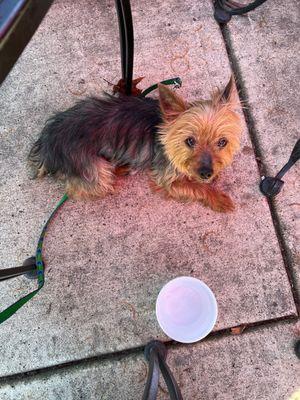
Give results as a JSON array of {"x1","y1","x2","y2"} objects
[{"x1": 172, "y1": 79, "x2": 182, "y2": 90}]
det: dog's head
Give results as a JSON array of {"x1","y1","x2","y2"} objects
[{"x1": 158, "y1": 77, "x2": 242, "y2": 182}]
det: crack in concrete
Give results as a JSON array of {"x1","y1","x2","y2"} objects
[
  {"x1": 218, "y1": 22, "x2": 300, "y2": 315},
  {"x1": 0, "y1": 315, "x2": 297, "y2": 386}
]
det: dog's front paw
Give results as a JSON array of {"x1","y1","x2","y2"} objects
[{"x1": 209, "y1": 191, "x2": 235, "y2": 213}]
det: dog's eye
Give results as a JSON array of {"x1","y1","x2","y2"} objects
[
  {"x1": 217, "y1": 138, "x2": 228, "y2": 148},
  {"x1": 185, "y1": 137, "x2": 196, "y2": 148}
]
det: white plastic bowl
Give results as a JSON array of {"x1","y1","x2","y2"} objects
[{"x1": 156, "y1": 277, "x2": 218, "y2": 343}]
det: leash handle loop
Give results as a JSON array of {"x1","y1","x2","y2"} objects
[{"x1": 0, "y1": 193, "x2": 68, "y2": 324}]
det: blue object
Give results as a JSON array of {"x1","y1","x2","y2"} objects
[{"x1": 0, "y1": 0, "x2": 27, "y2": 39}]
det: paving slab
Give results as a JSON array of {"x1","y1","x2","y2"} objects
[
  {"x1": 0, "y1": 321, "x2": 299, "y2": 399},
  {"x1": 0, "y1": 0, "x2": 296, "y2": 377},
  {"x1": 226, "y1": 1, "x2": 300, "y2": 295}
]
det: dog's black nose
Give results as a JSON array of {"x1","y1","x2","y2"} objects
[
  {"x1": 199, "y1": 167, "x2": 213, "y2": 180},
  {"x1": 199, "y1": 152, "x2": 213, "y2": 180}
]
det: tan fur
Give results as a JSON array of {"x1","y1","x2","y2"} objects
[
  {"x1": 34, "y1": 164, "x2": 48, "y2": 178},
  {"x1": 154, "y1": 78, "x2": 242, "y2": 212},
  {"x1": 159, "y1": 94, "x2": 241, "y2": 181},
  {"x1": 66, "y1": 158, "x2": 115, "y2": 200},
  {"x1": 166, "y1": 178, "x2": 235, "y2": 212}
]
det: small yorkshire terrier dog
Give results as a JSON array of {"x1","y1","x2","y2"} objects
[{"x1": 29, "y1": 77, "x2": 242, "y2": 212}]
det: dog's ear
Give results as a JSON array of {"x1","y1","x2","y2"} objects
[
  {"x1": 218, "y1": 76, "x2": 239, "y2": 109},
  {"x1": 158, "y1": 84, "x2": 187, "y2": 122}
]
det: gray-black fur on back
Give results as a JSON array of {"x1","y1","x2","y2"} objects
[{"x1": 29, "y1": 94, "x2": 164, "y2": 180}]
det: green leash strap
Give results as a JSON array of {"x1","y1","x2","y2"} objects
[
  {"x1": 141, "y1": 77, "x2": 182, "y2": 97},
  {"x1": 0, "y1": 193, "x2": 69, "y2": 324}
]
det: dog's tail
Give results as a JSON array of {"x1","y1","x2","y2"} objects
[
  {"x1": 28, "y1": 111, "x2": 72, "y2": 179},
  {"x1": 28, "y1": 106, "x2": 84, "y2": 179},
  {"x1": 28, "y1": 136, "x2": 47, "y2": 177},
  {"x1": 28, "y1": 100, "x2": 103, "y2": 181}
]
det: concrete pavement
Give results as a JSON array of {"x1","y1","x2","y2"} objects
[{"x1": 0, "y1": 0, "x2": 299, "y2": 398}]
